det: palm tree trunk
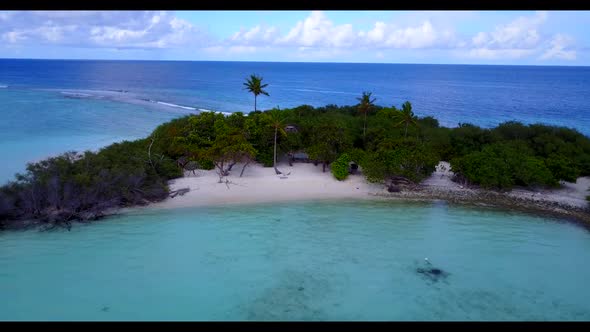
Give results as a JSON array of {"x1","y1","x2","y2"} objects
[
  {"x1": 363, "y1": 112, "x2": 367, "y2": 142},
  {"x1": 273, "y1": 126, "x2": 278, "y2": 168},
  {"x1": 254, "y1": 95, "x2": 257, "y2": 112}
]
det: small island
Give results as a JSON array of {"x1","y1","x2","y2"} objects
[{"x1": 1, "y1": 81, "x2": 589, "y2": 230}]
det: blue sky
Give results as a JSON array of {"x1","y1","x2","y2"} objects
[{"x1": 1, "y1": 11, "x2": 588, "y2": 65}]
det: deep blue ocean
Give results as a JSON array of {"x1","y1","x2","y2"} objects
[{"x1": 1, "y1": 59, "x2": 589, "y2": 183}]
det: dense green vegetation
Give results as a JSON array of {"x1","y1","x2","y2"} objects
[
  {"x1": 2, "y1": 91, "x2": 589, "y2": 228},
  {"x1": 0, "y1": 138, "x2": 180, "y2": 228},
  {"x1": 331, "y1": 153, "x2": 351, "y2": 181}
]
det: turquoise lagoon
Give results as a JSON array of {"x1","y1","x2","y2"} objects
[{"x1": 1, "y1": 199, "x2": 589, "y2": 321}]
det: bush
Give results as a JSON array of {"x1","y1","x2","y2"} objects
[
  {"x1": 197, "y1": 159, "x2": 215, "y2": 170},
  {"x1": 545, "y1": 154, "x2": 579, "y2": 182},
  {"x1": 451, "y1": 142, "x2": 557, "y2": 189},
  {"x1": 0, "y1": 138, "x2": 181, "y2": 226},
  {"x1": 256, "y1": 150, "x2": 274, "y2": 167},
  {"x1": 362, "y1": 139, "x2": 439, "y2": 183},
  {"x1": 331, "y1": 153, "x2": 351, "y2": 181}
]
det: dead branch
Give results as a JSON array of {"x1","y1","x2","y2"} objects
[{"x1": 170, "y1": 187, "x2": 190, "y2": 198}]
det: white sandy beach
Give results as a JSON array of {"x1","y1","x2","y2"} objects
[
  {"x1": 150, "y1": 162, "x2": 386, "y2": 209},
  {"x1": 151, "y1": 161, "x2": 589, "y2": 211}
]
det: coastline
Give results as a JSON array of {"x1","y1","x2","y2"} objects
[
  {"x1": 3, "y1": 161, "x2": 587, "y2": 232},
  {"x1": 149, "y1": 161, "x2": 590, "y2": 226},
  {"x1": 373, "y1": 187, "x2": 590, "y2": 226}
]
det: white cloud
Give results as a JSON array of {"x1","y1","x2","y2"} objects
[
  {"x1": 477, "y1": 11, "x2": 547, "y2": 50},
  {"x1": 277, "y1": 11, "x2": 356, "y2": 48},
  {"x1": 0, "y1": 11, "x2": 210, "y2": 49},
  {"x1": 228, "y1": 45, "x2": 258, "y2": 54},
  {"x1": 464, "y1": 11, "x2": 576, "y2": 62},
  {"x1": 361, "y1": 20, "x2": 457, "y2": 49},
  {"x1": 0, "y1": 10, "x2": 581, "y2": 63},
  {"x1": 231, "y1": 11, "x2": 457, "y2": 50},
  {"x1": 2, "y1": 30, "x2": 27, "y2": 43},
  {"x1": 230, "y1": 25, "x2": 279, "y2": 46},
  {"x1": 540, "y1": 34, "x2": 576, "y2": 60},
  {"x1": 465, "y1": 48, "x2": 535, "y2": 60}
]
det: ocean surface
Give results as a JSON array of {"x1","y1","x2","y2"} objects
[
  {"x1": 1, "y1": 59, "x2": 590, "y2": 183},
  {"x1": 1, "y1": 200, "x2": 589, "y2": 321}
]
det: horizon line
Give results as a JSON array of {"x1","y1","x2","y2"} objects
[{"x1": 0, "y1": 57, "x2": 588, "y2": 68}]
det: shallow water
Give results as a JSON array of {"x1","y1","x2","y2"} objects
[{"x1": 1, "y1": 200, "x2": 589, "y2": 321}]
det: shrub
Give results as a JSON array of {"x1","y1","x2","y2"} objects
[
  {"x1": 197, "y1": 158, "x2": 215, "y2": 170},
  {"x1": 331, "y1": 153, "x2": 351, "y2": 181},
  {"x1": 451, "y1": 142, "x2": 557, "y2": 189},
  {"x1": 256, "y1": 150, "x2": 274, "y2": 167},
  {"x1": 362, "y1": 139, "x2": 439, "y2": 183}
]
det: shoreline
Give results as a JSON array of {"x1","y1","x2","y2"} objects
[
  {"x1": 149, "y1": 161, "x2": 589, "y2": 226},
  {"x1": 372, "y1": 187, "x2": 590, "y2": 227},
  {"x1": 3, "y1": 162, "x2": 588, "y2": 231}
]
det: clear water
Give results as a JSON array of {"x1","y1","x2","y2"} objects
[
  {"x1": 2, "y1": 59, "x2": 590, "y2": 184},
  {"x1": 1, "y1": 199, "x2": 589, "y2": 321}
]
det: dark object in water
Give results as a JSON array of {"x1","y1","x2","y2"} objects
[
  {"x1": 298, "y1": 287, "x2": 304, "y2": 291},
  {"x1": 416, "y1": 267, "x2": 449, "y2": 282},
  {"x1": 101, "y1": 306, "x2": 110, "y2": 312}
]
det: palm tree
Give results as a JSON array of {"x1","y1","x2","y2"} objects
[
  {"x1": 395, "y1": 101, "x2": 419, "y2": 138},
  {"x1": 243, "y1": 74, "x2": 269, "y2": 112},
  {"x1": 357, "y1": 92, "x2": 376, "y2": 143},
  {"x1": 268, "y1": 108, "x2": 288, "y2": 174}
]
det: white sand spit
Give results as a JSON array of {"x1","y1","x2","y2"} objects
[
  {"x1": 150, "y1": 161, "x2": 588, "y2": 211},
  {"x1": 151, "y1": 162, "x2": 385, "y2": 209}
]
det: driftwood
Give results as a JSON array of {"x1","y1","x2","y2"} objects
[{"x1": 169, "y1": 187, "x2": 190, "y2": 198}]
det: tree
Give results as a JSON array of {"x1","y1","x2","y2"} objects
[
  {"x1": 450, "y1": 142, "x2": 557, "y2": 189},
  {"x1": 362, "y1": 139, "x2": 439, "y2": 184},
  {"x1": 208, "y1": 128, "x2": 257, "y2": 180},
  {"x1": 267, "y1": 108, "x2": 289, "y2": 174},
  {"x1": 307, "y1": 120, "x2": 352, "y2": 172},
  {"x1": 395, "y1": 101, "x2": 419, "y2": 138},
  {"x1": 243, "y1": 74, "x2": 269, "y2": 112},
  {"x1": 356, "y1": 92, "x2": 376, "y2": 144}
]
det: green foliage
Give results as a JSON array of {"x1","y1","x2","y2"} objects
[
  {"x1": 197, "y1": 159, "x2": 215, "y2": 170},
  {"x1": 394, "y1": 101, "x2": 419, "y2": 138},
  {"x1": 243, "y1": 74, "x2": 269, "y2": 111},
  {"x1": 448, "y1": 123, "x2": 494, "y2": 158},
  {"x1": 0, "y1": 137, "x2": 182, "y2": 224},
  {"x1": 306, "y1": 117, "x2": 353, "y2": 171},
  {"x1": 451, "y1": 142, "x2": 557, "y2": 189},
  {"x1": 544, "y1": 154, "x2": 579, "y2": 182},
  {"x1": 362, "y1": 138, "x2": 439, "y2": 183},
  {"x1": 346, "y1": 148, "x2": 367, "y2": 166},
  {"x1": 331, "y1": 153, "x2": 351, "y2": 181}
]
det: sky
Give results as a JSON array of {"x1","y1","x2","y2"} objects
[{"x1": 0, "y1": 10, "x2": 588, "y2": 65}]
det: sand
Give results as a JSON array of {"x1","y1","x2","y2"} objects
[
  {"x1": 150, "y1": 162, "x2": 386, "y2": 209},
  {"x1": 151, "y1": 161, "x2": 589, "y2": 212}
]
